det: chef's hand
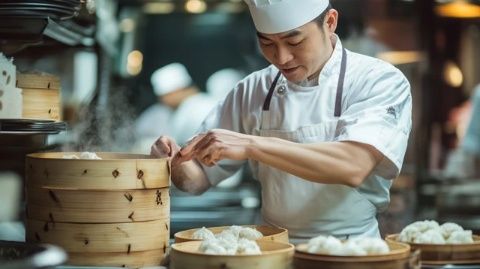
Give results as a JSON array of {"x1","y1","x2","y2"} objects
[
  {"x1": 178, "y1": 129, "x2": 252, "y2": 166},
  {"x1": 151, "y1": 136, "x2": 181, "y2": 158}
]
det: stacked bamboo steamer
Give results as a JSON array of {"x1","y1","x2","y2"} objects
[
  {"x1": 25, "y1": 152, "x2": 170, "y2": 268},
  {"x1": 16, "y1": 72, "x2": 61, "y2": 121}
]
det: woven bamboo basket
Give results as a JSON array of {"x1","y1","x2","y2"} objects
[
  {"x1": 386, "y1": 234, "x2": 480, "y2": 265},
  {"x1": 26, "y1": 152, "x2": 169, "y2": 190},
  {"x1": 174, "y1": 225, "x2": 289, "y2": 244},
  {"x1": 294, "y1": 241, "x2": 417, "y2": 269},
  {"x1": 17, "y1": 72, "x2": 61, "y2": 121},
  {"x1": 26, "y1": 187, "x2": 169, "y2": 223},
  {"x1": 170, "y1": 240, "x2": 295, "y2": 269},
  {"x1": 24, "y1": 152, "x2": 170, "y2": 268}
]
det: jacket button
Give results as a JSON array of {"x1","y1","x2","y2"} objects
[{"x1": 277, "y1": 86, "x2": 286, "y2": 95}]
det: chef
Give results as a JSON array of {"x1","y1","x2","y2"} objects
[{"x1": 151, "y1": 0, "x2": 412, "y2": 242}]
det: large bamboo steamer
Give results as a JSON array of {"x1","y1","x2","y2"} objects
[
  {"x1": 26, "y1": 152, "x2": 169, "y2": 190},
  {"x1": 26, "y1": 187, "x2": 169, "y2": 223},
  {"x1": 16, "y1": 72, "x2": 61, "y2": 121},
  {"x1": 170, "y1": 240, "x2": 295, "y2": 269},
  {"x1": 26, "y1": 218, "x2": 170, "y2": 253},
  {"x1": 68, "y1": 248, "x2": 166, "y2": 268},
  {"x1": 386, "y1": 234, "x2": 480, "y2": 265},
  {"x1": 174, "y1": 225, "x2": 289, "y2": 243},
  {"x1": 293, "y1": 241, "x2": 417, "y2": 269}
]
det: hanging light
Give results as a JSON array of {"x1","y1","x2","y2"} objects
[
  {"x1": 185, "y1": 0, "x2": 207, "y2": 14},
  {"x1": 435, "y1": 0, "x2": 480, "y2": 18},
  {"x1": 443, "y1": 60, "x2": 464, "y2": 87}
]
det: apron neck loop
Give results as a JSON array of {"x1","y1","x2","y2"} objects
[{"x1": 263, "y1": 71, "x2": 282, "y2": 111}]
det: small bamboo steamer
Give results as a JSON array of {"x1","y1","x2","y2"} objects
[
  {"x1": 170, "y1": 240, "x2": 295, "y2": 269},
  {"x1": 26, "y1": 187, "x2": 169, "y2": 223},
  {"x1": 386, "y1": 234, "x2": 480, "y2": 265},
  {"x1": 294, "y1": 241, "x2": 416, "y2": 269},
  {"x1": 26, "y1": 218, "x2": 170, "y2": 253},
  {"x1": 17, "y1": 72, "x2": 61, "y2": 121},
  {"x1": 26, "y1": 152, "x2": 169, "y2": 190},
  {"x1": 174, "y1": 225, "x2": 289, "y2": 243},
  {"x1": 67, "y1": 248, "x2": 166, "y2": 268}
]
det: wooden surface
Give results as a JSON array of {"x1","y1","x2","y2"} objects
[
  {"x1": 16, "y1": 72, "x2": 61, "y2": 90},
  {"x1": 26, "y1": 218, "x2": 170, "y2": 253},
  {"x1": 386, "y1": 234, "x2": 480, "y2": 265},
  {"x1": 26, "y1": 187, "x2": 170, "y2": 223},
  {"x1": 170, "y1": 240, "x2": 294, "y2": 269},
  {"x1": 67, "y1": 248, "x2": 166, "y2": 268},
  {"x1": 22, "y1": 87, "x2": 61, "y2": 121},
  {"x1": 174, "y1": 225, "x2": 289, "y2": 243},
  {"x1": 26, "y1": 152, "x2": 169, "y2": 190}
]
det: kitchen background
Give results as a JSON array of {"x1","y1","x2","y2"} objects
[{"x1": 0, "y1": 0, "x2": 480, "y2": 267}]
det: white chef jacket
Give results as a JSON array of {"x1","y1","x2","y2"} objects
[{"x1": 199, "y1": 36, "x2": 412, "y2": 240}]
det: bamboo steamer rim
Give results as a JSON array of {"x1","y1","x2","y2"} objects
[
  {"x1": 27, "y1": 152, "x2": 160, "y2": 161},
  {"x1": 26, "y1": 185, "x2": 170, "y2": 192},
  {"x1": 172, "y1": 240, "x2": 294, "y2": 257},
  {"x1": 174, "y1": 225, "x2": 288, "y2": 243},
  {"x1": 295, "y1": 240, "x2": 411, "y2": 262},
  {"x1": 386, "y1": 234, "x2": 480, "y2": 248}
]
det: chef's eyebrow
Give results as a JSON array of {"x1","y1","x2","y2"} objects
[{"x1": 256, "y1": 30, "x2": 302, "y2": 40}]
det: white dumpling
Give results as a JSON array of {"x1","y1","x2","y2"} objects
[
  {"x1": 238, "y1": 227, "x2": 263, "y2": 241},
  {"x1": 340, "y1": 240, "x2": 368, "y2": 256},
  {"x1": 199, "y1": 238, "x2": 228, "y2": 255},
  {"x1": 307, "y1": 235, "x2": 343, "y2": 255},
  {"x1": 215, "y1": 230, "x2": 238, "y2": 244},
  {"x1": 353, "y1": 238, "x2": 390, "y2": 255},
  {"x1": 237, "y1": 238, "x2": 261, "y2": 255},
  {"x1": 414, "y1": 229, "x2": 445, "y2": 244},
  {"x1": 216, "y1": 237, "x2": 238, "y2": 255},
  {"x1": 225, "y1": 225, "x2": 243, "y2": 238},
  {"x1": 192, "y1": 227, "x2": 215, "y2": 240},
  {"x1": 79, "y1": 152, "x2": 102, "y2": 159},
  {"x1": 440, "y1": 222, "x2": 464, "y2": 239},
  {"x1": 446, "y1": 230, "x2": 474, "y2": 244},
  {"x1": 411, "y1": 220, "x2": 440, "y2": 232},
  {"x1": 398, "y1": 226, "x2": 422, "y2": 243}
]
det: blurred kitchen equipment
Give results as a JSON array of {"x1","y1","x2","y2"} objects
[
  {"x1": 0, "y1": 173, "x2": 21, "y2": 222},
  {"x1": 174, "y1": 225, "x2": 288, "y2": 244},
  {"x1": 0, "y1": 53, "x2": 22, "y2": 119},
  {"x1": 25, "y1": 152, "x2": 170, "y2": 268},
  {"x1": 170, "y1": 240, "x2": 295, "y2": 269},
  {"x1": 0, "y1": 240, "x2": 67, "y2": 269},
  {"x1": 16, "y1": 72, "x2": 62, "y2": 121}
]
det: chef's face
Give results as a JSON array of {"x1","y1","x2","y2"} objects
[{"x1": 257, "y1": 9, "x2": 338, "y2": 83}]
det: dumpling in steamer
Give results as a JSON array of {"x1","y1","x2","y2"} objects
[
  {"x1": 414, "y1": 229, "x2": 445, "y2": 244},
  {"x1": 353, "y1": 238, "x2": 389, "y2": 255},
  {"x1": 193, "y1": 227, "x2": 215, "y2": 240},
  {"x1": 440, "y1": 222, "x2": 464, "y2": 239},
  {"x1": 398, "y1": 225, "x2": 422, "y2": 243},
  {"x1": 237, "y1": 238, "x2": 261, "y2": 255},
  {"x1": 238, "y1": 227, "x2": 263, "y2": 240},
  {"x1": 446, "y1": 230, "x2": 474, "y2": 244}
]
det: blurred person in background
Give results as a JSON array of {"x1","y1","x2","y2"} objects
[
  {"x1": 152, "y1": 0, "x2": 412, "y2": 242},
  {"x1": 445, "y1": 84, "x2": 480, "y2": 179},
  {"x1": 134, "y1": 62, "x2": 199, "y2": 153}
]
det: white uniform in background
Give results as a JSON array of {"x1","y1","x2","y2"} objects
[{"x1": 200, "y1": 37, "x2": 412, "y2": 241}]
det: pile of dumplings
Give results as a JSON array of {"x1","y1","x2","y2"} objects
[
  {"x1": 193, "y1": 226, "x2": 263, "y2": 255},
  {"x1": 63, "y1": 152, "x2": 102, "y2": 160},
  {"x1": 398, "y1": 220, "x2": 474, "y2": 244},
  {"x1": 307, "y1": 235, "x2": 390, "y2": 256}
]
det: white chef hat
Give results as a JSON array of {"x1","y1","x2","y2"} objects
[
  {"x1": 206, "y1": 68, "x2": 245, "y2": 101},
  {"x1": 151, "y1": 63, "x2": 193, "y2": 96},
  {"x1": 244, "y1": 0, "x2": 330, "y2": 34}
]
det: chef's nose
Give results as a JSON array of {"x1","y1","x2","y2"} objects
[{"x1": 274, "y1": 46, "x2": 293, "y2": 66}]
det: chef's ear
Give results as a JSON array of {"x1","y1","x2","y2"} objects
[{"x1": 325, "y1": 9, "x2": 338, "y2": 34}]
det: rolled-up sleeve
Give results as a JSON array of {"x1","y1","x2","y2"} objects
[{"x1": 335, "y1": 65, "x2": 412, "y2": 179}]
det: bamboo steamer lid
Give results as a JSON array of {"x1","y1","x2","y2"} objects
[
  {"x1": 174, "y1": 225, "x2": 289, "y2": 243},
  {"x1": 26, "y1": 152, "x2": 169, "y2": 190},
  {"x1": 26, "y1": 187, "x2": 169, "y2": 223},
  {"x1": 67, "y1": 248, "x2": 166, "y2": 268},
  {"x1": 170, "y1": 240, "x2": 294, "y2": 269},
  {"x1": 386, "y1": 234, "x2": 480, "y2": 265},
  {"x1": 26, "y1": 218, "x2": 170, "y2": 253},
  {"x1": 293, "y1": 241, "x2": 416, "y2": 269}
]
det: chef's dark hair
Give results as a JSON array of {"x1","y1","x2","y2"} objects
[{"x1": 314, "y1": 3, "x2": 333, "y2": 28}]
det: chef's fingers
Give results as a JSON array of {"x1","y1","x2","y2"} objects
[{"x1": 180, "y1": 133, "x2": 206, "y2": 156}]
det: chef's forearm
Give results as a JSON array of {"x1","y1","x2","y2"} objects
[
  {"x1": 247, "y1": 136, "x2": 380, "y2": 187},
  {"x1": 171, "y1": 159, "x2": 211, "y2": 195}
]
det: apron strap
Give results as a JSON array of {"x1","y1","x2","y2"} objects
[
  {"x1": 334, "y1": 48, "x2": 347, "y2": 117},
  {"x1": 262, "y1": 71, "x2": 282, "y2": 111}
]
